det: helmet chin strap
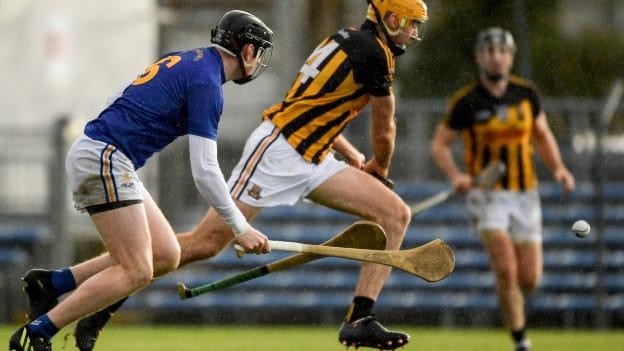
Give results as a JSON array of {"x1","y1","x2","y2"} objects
[
  {"x1": 481, "y1": 68, "x2": 507, "y2": 83},
  {"x1": 485, "y1": 73, "x2": 505, "y2": 83},
  {"x1": 233, "y1": 43, "x2": 256, "y2": 85},
  {"x1": 233, "y1": 55, "x2": 251, "y2": 85},
  {"x1": 366, "y1": 0, "x2": 407, "y2": 57}
]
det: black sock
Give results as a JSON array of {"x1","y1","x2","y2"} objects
[
  {"x1": 345, "y1": 296, "x2": 375, "y2": 323},
  {"x1": 511, "y1": 328, "x2": 526, "y2": 343},
  {"x1": 106, "y1": 297, "x2": 128, "y2": 314}
]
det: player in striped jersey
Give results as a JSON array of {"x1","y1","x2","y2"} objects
[
  {"x1": 23, "y1": 1, "x2": 428, "y2": 350},
  {"x1": 230, "y1": 1, "x2": 427, "y2": 348},
  {"x1": 229, "y1": 1, "x2": 427, "y2": 348},
  {"x1": 431, "y1": 27, "x2": 575, "y2": 351}
]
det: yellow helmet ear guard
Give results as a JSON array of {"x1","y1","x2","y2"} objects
[{"x1": 366, "y1": 0, "x2": 428, "y2": 55}]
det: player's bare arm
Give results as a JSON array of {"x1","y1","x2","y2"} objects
[
  {"x1": 431, "y1": 123, "x2": 472, "y2": 192},
  {"x1": 333, "y1": 134, "x2": 365, "y2": 169},
  {"x1": 532, "y1": 112, "x2": 575, "y2": 193},
  {"x1": 364, "y1": 94, "x2": 396, "y2": 177}
]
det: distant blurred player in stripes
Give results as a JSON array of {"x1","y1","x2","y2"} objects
[{"x1": 431, "y1": 27, "x2": 575, "y2": 351}]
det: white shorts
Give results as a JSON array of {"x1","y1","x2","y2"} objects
[
  {"x1": 227, "y1": 120, "x2": 349, "y2": 207},
  {"x1": 466, "y1": 189, "x2": 542, "y2": 244},
  {"x1": 66, "y1": 135, "x2": 146, "y2": 212}
]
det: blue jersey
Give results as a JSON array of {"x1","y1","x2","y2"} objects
[{"x1": 84, "y1": 47, "x2": 225, "y2": 169}]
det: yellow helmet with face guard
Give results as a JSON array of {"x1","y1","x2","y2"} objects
[
  {"x1": 367, "y1": 0, "x2": 428, "y2": 35},
  {"x1": 366, "y1": 0, "x2": 428, "y2": 55}
]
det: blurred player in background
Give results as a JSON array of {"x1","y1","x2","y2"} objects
[
  {"x1": 10, "y1": 10, "x2": 273, "y2": 351},
  {"x1": 431, "y1": 27, "x2": 575, "y2": 351},
  {"x1": 21, "y1": 1, "x2": 429, "y2": 350}
]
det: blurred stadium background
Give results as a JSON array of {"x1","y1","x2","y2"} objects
[{"x1": 0, "y1": 0, "x2": 623, "y2": 345}]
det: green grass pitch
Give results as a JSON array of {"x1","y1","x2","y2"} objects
[{"x1": 1, "y1": 325, "x2": 622, "y2": 350}]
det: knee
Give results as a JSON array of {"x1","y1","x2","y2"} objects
[
  {"x1": 371, "y1": 200, "x2": 410, "y2": 250},
  {"x1": 154, "y1": 243, "x2": 181, "y2": 276},
  {"x1": 127, "y1": 263, "x2": 154, "y2": 291},
  {"x1": 494, "y1": 265, "x2": 518, "y2": 286},
  {"x1": 519, "y1": 273, "x2": 541, "y2": 292},
  {"x1": 396, "y1": 201, "x2": 412, "y2": 229},
  {"x1": 377, "y1": 201, "x2": 411, "y2": 234}
]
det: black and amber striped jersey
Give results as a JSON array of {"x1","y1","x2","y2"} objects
[
  {"x1": 263, "y1": 21, "x2": 395, "y2": 164},
  {"x1": 443, "y1": 76, "x2": 543, "y2": 191}
]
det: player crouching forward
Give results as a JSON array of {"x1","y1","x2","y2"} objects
[
  {"x1": 10, "y1": 10, "x2": 273, "y2": 351},
  {"x1": 19, "y1": 1, "x2": 428, "y2": 350}
]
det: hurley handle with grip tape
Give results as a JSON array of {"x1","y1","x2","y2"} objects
[
  {"x1": 329, "y1": 148, "x2": 394, "y2": 190},
  {"x1": 369, "y1": 171, "x2": 394, "y2": 190}
]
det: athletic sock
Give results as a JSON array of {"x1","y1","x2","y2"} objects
[
  {"x1": 50, "y1": 268, "x2": 77, "y2": 296},
  {"x1": 28, "y1": 314, "x2": 59, "y2": 341},
  {"x1": 107, "y1": 297, "x2": 128, "y2": 314},
  {"x1": 345, "y1": 296, "x2": 375, "y2": 323},
  {"x1": 511, "y1": 327, "x2": 526, "y2": 343}
]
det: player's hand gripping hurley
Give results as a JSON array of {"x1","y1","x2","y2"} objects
[{"x1": 410, "y1": 160, "x2": 506, "y2": 215}]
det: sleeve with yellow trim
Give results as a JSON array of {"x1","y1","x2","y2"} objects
[{"x1": 335, "y1": 28, "x2": 393, "y2": 97}]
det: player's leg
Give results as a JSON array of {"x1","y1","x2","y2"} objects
[
  {"x1": 72, "y1": 201, "x2": 262, "y2": 351},
  {"x1": 50, "y1": 205, "x2": 155, "y2": 325},
  {"x1": 141, "y1": 189, "x2": 181, "y2": 276},
  {"x1": 309, "y1": 166, "x2": 410, "y2": 297},
  {"x1": 481, "y1": 230, "x2": 525, "y2": 331},
  {"x1": 515, "y1": 243, "x2": 542, "y2": 292},
  {"x1": 500, "y1": 241, "x2": 540, "y2": 351},
  {"x1": 468, "y1": 189, "x2": 532, "y2": 350},
  {"x1": 74, "y1": 190, "x2": 180, "y2": 351},
  {"x1": 505, "y1": 190, "x2": 542, "y2": 351},
  {"x1": 177, "y1": 199, "x2": 262, "y2": 266},
  {"x1": 10, "y1": 204, "x2": 155, "y2": 351},
  {"x1": 22, "y1": 252, "x2": 120, "y2": 323},
  {"x1": 307, "y1": 166, "x2": 411, "y2": 350},
  {"x1": 22, "y1": 188, "x2": 179, "y2": 318},
  {"x1": 512, "y1": 190, "x2": 543, "y2": 293}
]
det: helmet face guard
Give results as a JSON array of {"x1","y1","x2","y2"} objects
[
  {"x1": 210, "y1": 10, "x2": 274, "y2": 84},
  {"x1": 233, "y1": 33, "x2": 274, "y2": 85},
  {"x1": 367, "y1": 0, "x2": 428, "y2": 56},
  {"x1": 398, "y1": 19, "x2": 427, "y2": 49},
  {"x1": 241, "y1": 44, "x2": 273, "y2": 83}
]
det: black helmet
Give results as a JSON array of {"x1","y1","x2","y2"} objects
[{"x1": 211, "y1": 10, "x2": 274, "y2": 84}]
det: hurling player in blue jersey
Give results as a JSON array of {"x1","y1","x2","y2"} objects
[{"x1": 10, "y1": 10, "x2": 274, "y2": 351}]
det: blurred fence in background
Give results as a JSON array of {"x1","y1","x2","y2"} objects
[
  {"x1": 1, "y1": 95, "x2": 622, "y2": 327},
  {"x1": 0, "y1": 120, "x2": 59, "y2": 321}
]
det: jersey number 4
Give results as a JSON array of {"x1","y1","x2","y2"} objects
[
  {"x1": 299, "y1": 41, "x2": 339, "y2": 84},
  {"x1": 132, "y1": 55, "x2": 182, "y2": 86}
]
